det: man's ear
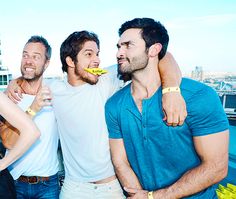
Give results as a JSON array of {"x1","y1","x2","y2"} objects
[
  {"x1": 44, "y1": 60, "x2": 50, "y2": 71},
  {"x1": 66, "y1": 56, "x2": 75, "y2": 68},
  {"x1": 148, "y1": 43, "x2": 162, "y2": 57}
]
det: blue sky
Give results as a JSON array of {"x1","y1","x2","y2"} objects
[{"x1": 0, "y1": 0, "x2": 236, "y2": 77}]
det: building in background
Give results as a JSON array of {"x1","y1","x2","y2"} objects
[
  {"x1": 191, "y1": 66, "x2": 203, "y2": 81},
  {"x1": 0, "y1": 38, "x2": 12, "y2": 92}
]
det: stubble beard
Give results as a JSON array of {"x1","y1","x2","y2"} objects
[
  {"x1": 21, "y1": 66, "x2": 44, "y2": 82},
  {"x1": 75, "y1": 66, "x2": 98, "y2": 85},
  {"x1": 118, "y1": 55, "x2": 149, "y2": 76}
]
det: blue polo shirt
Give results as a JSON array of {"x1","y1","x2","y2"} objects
[{"x1": 105, "y1": 78, "x2": 229, "y2": 199}]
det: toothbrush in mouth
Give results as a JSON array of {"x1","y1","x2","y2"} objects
[{"x1": 84, "y1": 68, "x2": 108, "y2": 75}]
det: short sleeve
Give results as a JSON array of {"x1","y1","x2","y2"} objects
[
  {"x1": 186, "y1": 86, "x2": 229, "y2": 136},
  {"x1": 103, "y1": 65, "x2": 125, "y2": 96},
  {"x1": 105, "y1": 97, "x2": 123, "y2": 139}
]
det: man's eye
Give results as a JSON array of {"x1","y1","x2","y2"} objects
[
  {"x1": 33, "y1": 56, "x2": 38, "y2": 60},
  {"x1": 22, "y1": 54, "x2": 28, "y2": 59}
]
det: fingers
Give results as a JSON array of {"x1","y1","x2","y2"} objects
[
  {"x1": 31, "y1": 86, "x2": 52, "y2": 112},
  {"x1": 38, "y1": 86, "x2": 52, "y2": 106},
  {"x1": 162, "y1": 114, "x2": 167, "y2": 122},
  {"x1": 163, "y1": 111, "x2": 184, "y2": 126},
  {"x1": 124, "y1": 188, "x2": 148, "y2": 199},
  {"x1": 166, "y1": 116, "x2": 178, "y2": 126},
  {"x1": 164, "y1": 109, "x2": 187, "y2": 126},
  {"x1": 4, "y1": 79, "x2": 23, "y2": 102},
  {"x1": 178, "y1": 109, "x2": 187, "y2": 126},
  {"x1": 5, "y1": 90, "x2": 22, "y2": 104},
  {"x1": 17, "y1": 87, "x2": 23, "y2": 98},
  {"x1": 41, "y1": 87, "x2": 52, "y2": 103},
  {"x1": 162, "y1": 92, "x2": 187, "y2": 126},
  {"x1": 124, "y1": 187, "x2": 139, "y2": 194},
  {"x1": 8, "y1": 94, "x2": 19, "y2": 104}
]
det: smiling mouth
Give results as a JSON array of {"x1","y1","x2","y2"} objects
[{"x1": 25, "y1": 67, "x2": 35, "y2": 72}]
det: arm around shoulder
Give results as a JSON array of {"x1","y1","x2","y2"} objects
[
  {"x1": 4, "y1": 77, "x2": 24, "y2": 103},
  {"x1": 158, "y1": 52, "x2": 181, "y2": 87},
  {"x1": 159, "y1": 52, "x2": 187, "y2": 126}
]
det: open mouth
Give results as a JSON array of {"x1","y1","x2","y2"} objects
[{"x1": 25, "y1": 67, "x2": 35, "y2": 72}]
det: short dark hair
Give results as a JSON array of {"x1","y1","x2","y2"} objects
[
  {"x1": 119, "y1": 18, "x2": 169, "y2": 60},
  {"x1": 26, "y1": 35, "x2": 52, "y2": 60},
  {"x1": 60, "y1": 31, "x2": 100, "y2": 73}
]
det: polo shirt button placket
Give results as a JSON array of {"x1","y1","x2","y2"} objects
[
  {"x1": 142, "y1": 106, "x2": 148, "y2": 144},
  {"x1": 142, "y1": 123, "x2": 148, "y2": 143}
]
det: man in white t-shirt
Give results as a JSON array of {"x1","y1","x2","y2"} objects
[{"x1": 5, "y1": 36, "x2": 60, "y2": 199}]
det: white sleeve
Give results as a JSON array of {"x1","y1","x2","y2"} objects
[{"x1": 104, "y1": 64, "x2": 125, "y2": 93}]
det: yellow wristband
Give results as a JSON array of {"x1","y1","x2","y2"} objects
[
  {"x1": 26, "y1": 107, "x2": 36, "y2": 117},
  {"x1": 162, "y1": 87, "x2": 180, "y2": 94},
  {"x1": 148, "y1": 191, "x2": 154, "y2": 199}
]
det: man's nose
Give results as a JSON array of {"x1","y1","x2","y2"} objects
[
  {"x1": 116, "y1": 47, "x2": 125, "y2": 58},
  {"x1": 93, "y1": 56, "x2": 100, "y2": 66},
  {"x1": 25, "y1": 56, "x2": 34, "y2": 64}
]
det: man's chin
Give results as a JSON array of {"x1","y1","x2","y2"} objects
[
  {"x1": 88, "y1": 79, "x2": 98, "y2": 85},
  {"x1": 85, "y1": 76, "x2": 99, "y2": 85},
  {"x1": 23, "y1": 75, "x2": 40, "y2": 82},
  {"x1": 23, "y1": 75, "x2": 34, "y2": 80},
  {"x1": 118, "y1": 67, "x2": 131, "y2": 75}
]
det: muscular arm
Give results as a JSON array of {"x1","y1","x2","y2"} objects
[
  {"x1": 153, "y1": 130, "x2": 229, "y2": 199},
  {"x1": 159, "y1": 52, "x2": 187, "y2": 126},
  {"x1": 0, "y1": 93, "x2": 40, "y2": 170},
  {"x1": 159, "y1": 52, "x2": 182, "y2": 87},
  {"x1": 110, "y1": 138, "x2": 142, "y2": 195}
]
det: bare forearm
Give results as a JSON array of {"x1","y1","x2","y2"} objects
[
  {"x1": 159, "y1": 52, "x2": 182, "y2": 88},
  {"x1": 0, "y1": 93, "x2": 40, "y2": 170},
  {"x1": 153, "y1": 162, "x2": 228, "y2": 199},
  {"x1": 0, "y1": 127, "x2": 39, "y2": 170},
  {"x1": 110, "y1": 139, "x2": 143, "y2": 195},
  {"x1": 114, "y1": 163, "x2": 142, "y2": 190},
  {"x1": 0, "y1": 118, "x2": 40, "y2": 170}
]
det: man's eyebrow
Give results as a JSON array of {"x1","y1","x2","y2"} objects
[
  {"x1": 83, "y1": 49, "x2": 100, "y2": 55},
  {"x1": 22, "y1": 51, "x2": 41, "y2": 55},
  {"x1": 121, "y1": 41, "x2": 131, "y2": 46},
  {"x1": 84, "y1": 49, "x2": 93, "y2": 52},
  {"x1": 117, "y1": 41, "x2": 131, "y2": 48},
  {"x1": 84, "y1": 48, "x2": 99, "y2": 52}
]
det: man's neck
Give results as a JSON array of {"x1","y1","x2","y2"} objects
[
  {"x1": 67, "y1": 74, "x2": 86, "y2": 87},
  {"x1": 130, "y1": 63, "x2": 161, "y2": 113},
  {"x1": 21, "y1": 77, "x2": 43, "y2": 95},
  {"x1": 131, "y1": 65, "x2": 161, "y2": 100}
]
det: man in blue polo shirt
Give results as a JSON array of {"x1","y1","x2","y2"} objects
[{"x1": 105, "y1": 18, "x2": 229, "y2": 198}]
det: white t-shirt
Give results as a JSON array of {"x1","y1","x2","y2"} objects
[
  {"x1": 8, "y1": 94, "x2": 59, "y2": 179},
  {"x1": 51, "y1": 65, "x2": 123, "y2": 182}
]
